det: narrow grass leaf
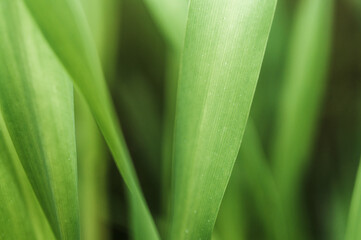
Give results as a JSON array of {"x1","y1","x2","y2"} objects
[
  {"x1": 331, "y1": 190, "x2": 349, "y2": 240},
  {"x1": 0, "y1": 1, "x2": 79, "y2": 239},
  {"x1": 271, "y1": 0, "x2": 334, "y2": 238},
  {"x1": 77, "y1": 1, "x2": 120, "y2": 239},
  {"x1": 345, "y1": 157, "x2": 361, "y2": 240},
  {"x1": 0, "y1": 113, "x2": 55, "y2": 240},
  {"x1": 238, "y1": 122, "x2": 286, "y2": 240},
  {"x1": 0, "y1": 116, "x2": 42, "y2": 240},
  {"x1": 22, "y1": 0, "x2": 159, "y2": 238},
  {"x1": 214, "y1": 160, "x2": 246, "y2": 240},
  {"x1": 170, "y1": 0, "x2": 277, "y2": 239},
  {"x1": 142, "y1": 0, "x2": 187, "y2": 50},
  {"x1": 76, "y1": 97, "x2": 109, "y2": 240},
  {"x1": 80, "y1": 0, "x2": 121, "y2": 78},
  {"x1": 216, "y1": 121, "x2": 286, "y2": 240}
]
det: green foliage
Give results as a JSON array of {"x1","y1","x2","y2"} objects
[
  {"x1": 0, "y1": 0, "x2": 360, "y2": 239},
  {"x1": 22, "y1": 0, "x2": 159, "y2": 238}
]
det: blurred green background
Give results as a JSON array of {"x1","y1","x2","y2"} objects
[{"x1": 76, "y1": 0, "x2": 361, "y2": 239}]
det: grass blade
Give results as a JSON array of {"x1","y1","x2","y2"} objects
[
  {"x1": 345, "y1": 157, "x2": 361, "y2": 240},
  {"x1": 271, "y1": 0, "x2": 334, "y2": 238},
  {"x1": 0, "y1": 1, "x2": 79, "y2": 238},
  {"x1": 216, "y1": 121, "x2": 286, "y2": 240},
  {"x1": 80, "y1": 0, "x2": 121, "y2": 79},
  {"x1": 76, "y1": 97, "x2": 109, "y2": 240},
  {"x1": 170, "y1": 0, "x2": 277, "y2": 239},
  {"x1": 0, "y1": 114, "x2": 54, "y2": 240},
  {"x1": 239, "y1": 122, "x2": 286, "y2": 240},
  {"x1": 0, "y1": 112, "x2": 56, "y2": 240},
  {"x1": 214, "y1": 158, "x2": 246, "y2": 240},
  {"x1": 22, "y1": 0, "x2": 159, "y2": 238},
  {"x1": 142, "y1": 0, "x2": 187, "y2": 50},
  {"x1": 77, "y1": 1, "x2": 121, "y2": 239}
]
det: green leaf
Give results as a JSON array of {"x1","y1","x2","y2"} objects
[
  {"x1": 238, "y1": 122, "x2": 287, "y2": 240},
  {"x1": 330, "y1": 190, "x2": 349, "y2": 240},
  {"x1": 0, "y1": 113, "x2": 55, "y2": 240},
  {"x1": 170, "y1": 0, "x2": 277, "y2": 239},
  {"x1": 214, "y1": 160, "x2": 246, "y2": 240},
  {"x1": 77, "y1": 1, "x2": 121, "y2": 239},
  {"x1": 345, "y1": 157, "x2": 361, "y2": 240},
  {"x1": 216, "y1": 121, "x2": 287, "y2": 240},
  {"x1": 271, "y1": 0, "x2": 334, "y2": 238},
  {"x1": 142, "y1": 0, "x2": 187, "y2": 50},
  {"x1": 0, "y1": 1, "x2": 79, "y2": 239},
  {"x1": 21, "y1": 0, "x2": 159, "y2": 238},
  {"x1": 76, "y1": 96, "x2": 109, "y2": 240},
  {"x1": 80, "y1": 0, "x2": 121, "y2": 78}
]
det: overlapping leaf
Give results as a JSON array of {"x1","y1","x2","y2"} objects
[
  {"x1": 77, "y1": 0, "x2": 121, "y2": 239},
  {"x1": 0, "y1": 1, "x2": 79, "y2": 239},
  {"x1": 22, "y1": 0, "x2": 159, "y2": 238},
  {"x1": 0, "y1": 136, "x2": 37, "y2": 240},
  {"x1": 142, "y1": 0, "x2": 187, "y2": 50},
  {"x1": 0, "y1": 113, "x2": 55, "y2": 240}
]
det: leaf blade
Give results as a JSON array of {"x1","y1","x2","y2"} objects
[
  {"x1": 271, "y1": 0, "x2": 334, "y2": 238},
  {"x1": 0, "y1": 1, "x2": 79, "y2": 238},
  {"x1": 171, "y1": 0, "x2": 277, "y2": 239},
  {"x1": 345, "y1": 157, "x2": 361, "y2": 240},
  {"x1": 0, "y1": 113, "x2": 55, "y2": 240}
]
